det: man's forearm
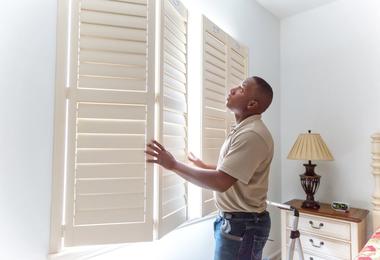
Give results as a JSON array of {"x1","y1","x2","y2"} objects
[
  {"x1": 145, "y1": 140, "x2": 235, "y2": 192},
  {"x1": 199, "y1": 162, "x2": 217, "y2": 170},
  {"x1": 173, "y1": 161, "x2": 227, "y2": 192}
]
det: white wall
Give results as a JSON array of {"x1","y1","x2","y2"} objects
[
  {"x1": 0, "y1": 1, "x2": 57, "y2": 260},
  {"x1": 0, "y1": 0, "x2": 280, "y2": 259},
  {"x1": 281, "y1": 0, "x2": 380, "y2": 236}
]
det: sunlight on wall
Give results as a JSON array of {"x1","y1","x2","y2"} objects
[{"x1": 187, "y1": 10, "x2": 203, "y2": 219}]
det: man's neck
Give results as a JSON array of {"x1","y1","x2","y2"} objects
[{"x1": 234, "y1": 112, "x2": 260, "y2": 124}]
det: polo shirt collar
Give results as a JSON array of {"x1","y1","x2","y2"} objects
[{"x1": 232, "y1": 114, "x2": 262, "y2": 132}]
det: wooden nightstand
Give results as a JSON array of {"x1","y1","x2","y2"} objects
[{"x1": 281, "y1": 199, "x2": 369, "y2": 260}]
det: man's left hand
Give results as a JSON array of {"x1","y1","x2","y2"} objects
[{"x1": 145, "y1": 140, "x2": 177, "y2": 170}]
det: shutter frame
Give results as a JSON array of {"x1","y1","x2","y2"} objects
[{"x1": 49, "y1": 0, "x2": 70, "y2": 253}]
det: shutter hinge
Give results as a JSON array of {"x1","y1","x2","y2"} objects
[
  {"x1": 65, "y1": 87, "x2": 71, "y2": 99},
  {"x1": 61, "y1": 224, "x2": 66, "y2": 238},
  {"x1": 183, "y1": 183, "x2": 188, "y2": 204}
]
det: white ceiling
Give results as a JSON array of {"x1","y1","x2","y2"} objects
[{"x1": 255, "y1": 0, "x2": 338, "y2": 19}]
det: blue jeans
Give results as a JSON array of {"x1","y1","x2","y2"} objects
[{"x1": 213, "y1": 211, "x2": 271, "y2": 260}]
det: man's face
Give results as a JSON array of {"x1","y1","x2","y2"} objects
[{"x1": 226, "y1": 78, "x2": 255, "y2": 113}]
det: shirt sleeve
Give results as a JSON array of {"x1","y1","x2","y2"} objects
[{"x1": 217, "y1": 131, "x2": 269, "y2": 185}]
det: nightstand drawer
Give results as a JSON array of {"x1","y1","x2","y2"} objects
[
  {"x1": 286, "y1": 230, "x2": 351, "y2": 259},
  {"x1": 292, "y1": 250, "x2": 343, "y2": 260},
  {"x1": 286, "y1": 212, "x2": 351, "y2": 241},
  {"x1": 304, "y1": 252, "x2": 340, "y2": 260}
]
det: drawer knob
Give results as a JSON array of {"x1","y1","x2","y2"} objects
[
  {"x1": 309, "y1": 238, "x2": 324, "y2": 248},
  {"x1": 309, "y1": 220, "x2": 324, "y2": 229},
  {"x1": 309, "y1": 258, "x2": 314, "y2": 260}
]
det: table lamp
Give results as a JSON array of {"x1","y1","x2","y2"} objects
[{"x1": 287, "y1": 130, "x2": 334, "y2": 209}]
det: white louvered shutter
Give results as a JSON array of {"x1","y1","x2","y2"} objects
[
  {"x1": 64, "y1": 0, "x2": 155, "y2": 246},
  {"x1": 157, "y1": 0, "x2": 188, "y2": 238},
  {"x1": 227, "y1": 37, "x2": 248, "y2": 89},
  {"x1": 227, "y1": 36, "x2": 249, "y2": 130},
  {"x1": 201, "y1": 17, "x2": 228, "y2": 216}
]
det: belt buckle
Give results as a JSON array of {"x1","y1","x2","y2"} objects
[{"x1": 222, "y1": 212, "x2": 233, "y2": 220}]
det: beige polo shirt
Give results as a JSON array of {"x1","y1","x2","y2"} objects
[{"x1": 216, "y1": 114, "x2": 274, "y2": 213}]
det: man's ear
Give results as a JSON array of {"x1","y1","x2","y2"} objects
[{"x1": 247, "y1": 99, "x2": 259, "y2": 110}]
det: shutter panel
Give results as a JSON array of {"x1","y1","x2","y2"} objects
[
  {"x1": 201, "y1": 17, "x2": 228, "y2": 216},
  {"x1": 157, "y1": 0, "x2": 188, "y2": 238},
  {"x1": 64, "y1": 0, "x2": 155, "y2": 246},
  {"x1": 227, "y1": 37, "x2": 248, "y2": 89},
  {"x1": 227, "y1": 36, "x2": 249, "y2": 130}
]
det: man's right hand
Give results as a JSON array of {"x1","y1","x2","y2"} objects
[{"x1": 187, "y1": 152, "x2": 204, "y2": 168}]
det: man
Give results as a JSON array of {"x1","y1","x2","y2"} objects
[{"x1": 145, "y1": 76, "x2": 274, "y2": 260}]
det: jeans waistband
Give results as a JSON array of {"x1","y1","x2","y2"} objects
[{"x1": 220, "y1": 211, "x2": 268, "y2": 220}]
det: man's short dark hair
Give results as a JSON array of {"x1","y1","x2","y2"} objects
[{"x1": 252, "y1": 76, "x2": 273, "y2": 112}]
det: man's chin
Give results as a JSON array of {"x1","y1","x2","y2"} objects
[{"x1": 226, "y1": 103, "x2": 234, "y2": 112}]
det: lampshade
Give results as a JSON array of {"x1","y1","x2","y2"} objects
[{"x1": 287, "y1": 131, "x2": 334, "y2": 161}]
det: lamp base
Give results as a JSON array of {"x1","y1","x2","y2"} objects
[
  {"x1": 301, "y1": 199, "x2": 320, "y2": 210},
  {"x1": 300, "y1": 162, "x2": 321, "y2": 210}
]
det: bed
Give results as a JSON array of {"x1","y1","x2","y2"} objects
[{"x1": 355, "y1": 133, "x2": 380, "y2": 259}]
